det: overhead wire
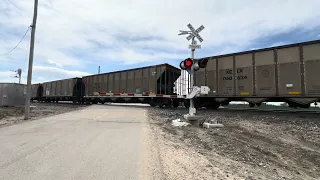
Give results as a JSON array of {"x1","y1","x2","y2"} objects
[
  {"x1": 24, "y1": 34, "x2": 30, "y2": 73},
  {"x1": 0, "y1": 26, "x2": 30, "y2": 56},
  {"x1": 6, "y1": 0, "x2": 32, "y2": 19},
  {"x1": 1, "y1": 0, "x2": 32, "y2": 56},
  {"x1": 0, "y1": 37, "x2": 27, "y2": 51},
  {"x1": 2, "y1": 2, "x2": 97, "y2": 58},
  {"x1": 2, "y1": 0, "x2": 33, "y2": 82}
]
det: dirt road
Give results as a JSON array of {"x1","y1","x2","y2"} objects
[
  {"x1": 0, "y1": 105, "x2": 150, "y2": 180},
  {"x1": 146, "y1": 107, "x2": 320, "y2": 180},
  {"x1": 0, "y1": 103, "x2": 218, "y2": 180}
]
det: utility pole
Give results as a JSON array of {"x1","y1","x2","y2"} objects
[
  {"x1": 17, "y1": 68, "x2": 22, "y2": 84},
  {"x1": 24, "y1": 0, "x2": 38, "y2": 120}
]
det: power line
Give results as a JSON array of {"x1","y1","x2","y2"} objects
[
  {"x1": 0, "y1": 27, "x2": 30, "y2": 56},
  {"x1": 23, "y1": 35, "x2": 30, "y2": 74},
  {"x1": 6, "y1": 0, "x2": 32, "y2": 18},
  {"x1": 0, "y1": 37, "x2": 27, "y2": 51}
]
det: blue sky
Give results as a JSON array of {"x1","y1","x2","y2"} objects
[{"x1": 1, "y1": 0, "x2": 320, "y2": 83}]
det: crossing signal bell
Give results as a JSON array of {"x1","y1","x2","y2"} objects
[{"x1": 179, "y1": 58, "x2": 208, "y2": 71}]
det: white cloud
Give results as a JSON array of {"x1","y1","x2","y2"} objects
[
  {"x1": 0, "y1": 66, "x2": 91, "y2": 84},
  {"x1": 0, "y1": 71, "x2": 13, "y2": 77},
  {"x1": 98, "y1": 48, "x2": 185, "y2": 65},
  {"x1": 0, "y1": 71, "x2": 20, "y2": 83},
  {"x1": 1, "y1": 0, "x2": 320, "y2": 83},
  {"x1": 31, "y1": 66, "x2": 92, "y2": 83},
  {"x1": 47, "y1": 59, "x2": 62, "y2": 68},
  {"x1": 33, "y1": 66, "x2": 91, "y2": 76}
]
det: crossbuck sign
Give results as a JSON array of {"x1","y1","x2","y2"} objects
[{"x1": 186, "y1": 24, "x2": 204, "y2": 49}]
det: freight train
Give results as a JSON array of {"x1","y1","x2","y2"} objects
[
  {"x1": 193, "y1": 39, "x2": 320, "y2": 109},
  {"x1": 31, "y1": 64, "x2": 185, "y2": 107},
  {"x1": 31, "y1": 39, "x2": 320, "y2": 109}
]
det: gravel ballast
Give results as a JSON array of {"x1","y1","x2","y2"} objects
[{"x1": 147, "y1": 107, "x2": 320, "y2": 180}]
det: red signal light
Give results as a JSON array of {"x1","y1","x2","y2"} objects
[
  {"x1": 179, "y1": 58, "x2": 194, "y2": 70},
  {"x1": 185, "y1": 58, "x2": 193, "y2": 67}
]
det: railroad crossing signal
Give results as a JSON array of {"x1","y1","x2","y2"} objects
[
  {"x1": 179, "y1": 58, "x2": 208, "y2": 72},
  {"x1": 178, "y1": 23, "x2": 206, "y2": 120},
  {"x1": 180, "y1": 58, "x2": 193, "y2": 70},
  {"x1": 186, "y1": 24, "x2": 204, "y2": 42},
  {"x1": 178, "y1": 23, "x2": 205, "y2": 49},
  {"x1": 192, "y1": 58, "x2": 208, "y2": 71}
]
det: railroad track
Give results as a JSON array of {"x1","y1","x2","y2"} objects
[
  {"x1": 31, "y1": 101, "x2": 88, "y2": 106},
  {"x1": 215, "y1": 106, "x2": 320, "y2": 114},
  {"x1": 31, "y1": 101, "x2": 320, "y2": 115}
]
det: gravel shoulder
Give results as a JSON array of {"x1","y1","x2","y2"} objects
[
  {"x1": 141, "y1": 114, "x2": 217, "y2": 180},
  {"x1": 147, "y1": 107, "x2": 320, "y2": 180},
  {"x1": 0, "y1": 102, "x2": 89, "y2": 127}
]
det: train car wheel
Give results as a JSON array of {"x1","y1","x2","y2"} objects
[
  {"x1": 288, "y1": 102, "x2": 298, "y2": 108},
  {"x1": 172, "y1": 101, "x2": 180, "y2": 108},
  {"x1": 206, "y1": 101, "x2": 220, "y2": 110},
  {"x1": 165, "y1": 99, "x2": 173, "y2": 108},
  {"x1": 85, "y1": 99, "x2": 91, "y2": 105},
  {"x1": 300, "y1": 103, "x2": 310, "y2": 108},
  {"x1": 149, "y1": 99, "x2": 156, "y2": 107}
]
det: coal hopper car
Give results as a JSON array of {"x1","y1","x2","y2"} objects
[
  {"x1": 193, "y1": 39, "x2": 320, "y2": 109},
  {"x1": 83, "y1": 63, "x2": 184, "y2": 107},
  {"x1": 31, "y1": 77, "x2": 85, "y2": 103}
]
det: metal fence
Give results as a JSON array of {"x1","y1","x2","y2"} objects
[{"x1": 0, "y1": 83, "x2": 27, "y2": 106}]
